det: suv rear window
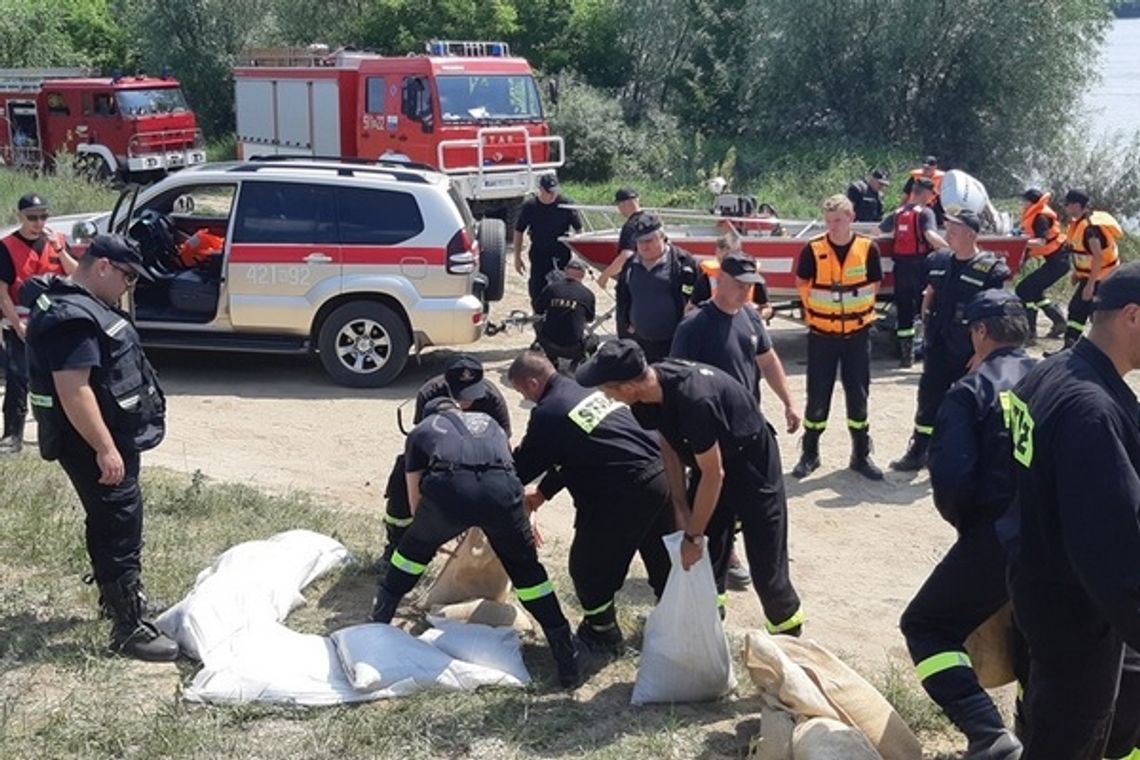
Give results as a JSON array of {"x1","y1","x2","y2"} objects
[
  {"x1": 233, "y1": 182, "x2": 337, "y2": 244},
  {"x1": 336, "y1": 187, "x2": 424, "y2": 245}
]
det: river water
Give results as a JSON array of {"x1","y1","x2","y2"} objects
[{"x1": 1085, "y1": 17, "x2": 1140, "y2": 140}]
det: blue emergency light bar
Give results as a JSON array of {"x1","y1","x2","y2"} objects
[{"x1": 427, "y1": 40, "x2": 510, "y2": 57}]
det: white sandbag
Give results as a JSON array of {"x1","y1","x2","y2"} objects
[
  {"x1": 423, "y1": 616, "x2": 530, "y2": 685},
  {"x1": 156, "y1": 530, "x2": 349, "y2": 662},
  {"x1": 940, "y1": 170, "x2": 990, "y2": 216},
  {"x1": 748, "y1": 705, "x2": 797, "y2": 760},
  {"x1": 792, "y1": 718, "x2": 883, "y2": 760},
  {"x1": 631, "y1": 531, "x2": 735, "y2": 705}
]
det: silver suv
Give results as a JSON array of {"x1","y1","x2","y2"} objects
[{"x1": 71, "y1": 157, "x2": 506, "y2": 387}]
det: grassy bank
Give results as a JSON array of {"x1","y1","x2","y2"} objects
[
  {"x1": 0, "y1": 164, "x2": 118, "y2": 226},
  {"x1": 0, "y1": 453, "x2": 954, "y2": 759}
]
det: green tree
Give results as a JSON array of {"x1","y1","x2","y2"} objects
[{"x1": 0, "y1": 0, "x2": 91, "y2": 68}]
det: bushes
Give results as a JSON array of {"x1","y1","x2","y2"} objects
[{"x1": 1028, "y1": 129, "x2": 1140, "y2": 220}]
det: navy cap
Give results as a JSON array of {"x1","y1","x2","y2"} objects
[
  {"x1": 964, "y1": 289, "x2": 1026, "y2": 323},
  {"x1": 17, "y1": 193, "x2": 48, "y2": 213},
  {"x1": 574, "y1": 339, "x2": 647, "y2": 387},
  {"x1": 1021, "y1": 188, "x2": 1044, "y2": 203},
  {"x1": 538, "y1": 173, "x2": 559, "y2": 191},
  {"x1": 913, "y1": 177, "x2": 936, "y2": 192},
  {"x1": 922, "y1": 155, "x2": 938, "y2": 167},
  {"x1": 614, "y1": 187, "x2": 639, "y2": 203},
  {"x1": 945, "y1": 209, "x2": 982, "y2": 233},
  {"x1": 720, "y1": 252, "x2": 765, "y2": 283},
  {"x1": 1094, "y1": 262, "x2": 1140, "y2": 311},
  {"x1": 632, "y1": 212, "x2": 663, "y2": 240},
  {"x1": 869, "y1": 168, "x2": 889, "y2": 185},
  {"x1": 444, "y1": 354, "x2": 486, "y2": 401},
  {"x1": 1063, "y1": 188, "x2": 1090, "y2": 206},
  {"x1": 422, "y1": 396, "x2": 460, "y2": 418},
  {"x1": 88, "y1": 234, "x2": 154, "y2": 281}
]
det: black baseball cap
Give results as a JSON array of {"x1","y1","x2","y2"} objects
[
  {"x1": 964, "y1": 289, "x2": 1026, "y2": 323},
  {"x1": 1063, "y1": 189, "x2": 1090, "y2": 206},
  {"x1": 614, "y1": 187, "x2": 639, "y2": 203},
  {"x1": 538, "y1": 173, "x2": 559, "y2": 191},
  {"x1": 922, "y1": 155, "x2": 938, "y2": 167},
  {"x1": 632, "y1": 212, "x2": 663, "y2": 241},
  {"x1": 913, "y1": 177, "x2": 936, "y2": 192},
  {"x1": 574, "y1": 339, "x2": 647, "y2": 387},
  {"x1": 945, "y1": 209, "x2": 982, "y2": 234},
  {"x1": 869, "y1": 168, "x2": 889, "y2": 184},
  {"x1": 444, "y1": 354, "x2": 486, "y2": 401},
  {"x1": 17, "y1": 193, "x2": 48, "y2": 213},
  {"x1": 720, "y1": 252, "x2": 765, "y2": 283},
  {"x1": 1093, "y1": 262, "x2": 1140, "y2": 311},
  {"x1": 422, "y1": 396, "x2": 460, "y2": 418},
  {"x1": 88, "y1": 234, "x2": 154, "y2": 281},
  {"x1": 1021, "y1": 188, "x2": 1044, "y2": 203}
]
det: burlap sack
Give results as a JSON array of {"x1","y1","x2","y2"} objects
[
  {"x1": 422, "y1": 529, "x2": 511, "y2": 607},
  {"x1": 792, "y1": 717, "x2": 883, "y2": 760},
  {"x1": 429, "y1": 598, "x2": 533, "y2": 632},
  {"x1": 964, "y1": 602, "x2": 1017, "y2": 688}
]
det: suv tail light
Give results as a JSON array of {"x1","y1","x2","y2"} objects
[{"x1": 446, "y1": 229, "x2": 477, "y2": 274}]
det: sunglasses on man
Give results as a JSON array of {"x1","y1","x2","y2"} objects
[
  {"x1": 22, "y1": 213, "x2": 49, "y2": 222},
  {"x1": 109, "y1": 262, "x2": 140, "y2": 285}
]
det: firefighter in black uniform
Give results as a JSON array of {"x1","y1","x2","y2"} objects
[
  {"x1": 899, "y1": 290, "x2": 1036, "y2": 759},
  {"x1": 1008, "y1": 262, "x2": 1140, "y2": 759},
  {"x1": 378, "y1": 355, "x2": 511, "y2": 567},
  {"x1": 369, "y1": 396, "x2": 580, "y2": 688},
  {"x1": 891, "y1": 210, "x2": 1011, "y2": 471},
  {"x1": 533, "y1": 257, "x2": 597, "y2": 369},
  {"x1": 507, "y1": 350, "x2": 672, "y2": 652},
  {"x1": 513, "y1": 173, "x2": 584, "y2": 310},
  {"x1": 575, "y1": 340, "x2": 803, "y2": 630},
  {"x1": 24, "y1": 235, "x2": 178, "y2": 662},
  {"x1": 845, "y1": 168, "x2": 890, "y2": 223}
]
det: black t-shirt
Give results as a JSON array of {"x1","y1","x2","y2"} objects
[
  {"x1": 404, "y1": 410, "x2": 513, "y2": 473},
  {"x1": 691, "y1": 270, "x2": 770, "y2": 306},
  {"x1": 631, "y1": 359, "x2": 766, "y2": 467},
  {"x1": 846, "y1": 180, "x2": 884, "y2": 222},
  {"x1": 670, "y1": 302, "x2": 772, "y2": 403},
  {"x1": 795, "y1": 238, "x2": 884, "y2": 282},
  {"x1": 617, "y1": 211, "x2": 645, "y2": 254},
  {"x1": 515, "y1": 194, "x2": 583, "y2": 259},
  {"x1": 0, "y1": 232, "x2": 49, "y2": 286},
  {"x1": 536, "y1": 276, "x2": 595, "y2": 346},
  {"x1": 413, "y1": 375, "x2": 512, "y2": 437},
  {"x1": 41, "y1": 320, "x2": 103, "y2": 372}
]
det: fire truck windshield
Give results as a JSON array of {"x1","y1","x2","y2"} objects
[
  {"x1": 436, "y1": 75, "x2": 543, "y2": 123},
  {"x1": 115, "y1": 88, "x2": 190, "y2": 117}
]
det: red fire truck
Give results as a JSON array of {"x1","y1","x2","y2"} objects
[
  {"x1": 233, "y1": 41, "x2": 564, "y2": 220},
  {"x1": 0, "y1": 67, "x2": 206, "y2": 182}
]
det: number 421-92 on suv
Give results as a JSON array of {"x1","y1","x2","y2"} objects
[{"x1": 64, "y1": 156, "x2": 507, "y2": 387}]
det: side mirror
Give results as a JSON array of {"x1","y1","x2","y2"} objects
[{"x1": 72, "y1": 220, "x2": 98, "y2": 242}]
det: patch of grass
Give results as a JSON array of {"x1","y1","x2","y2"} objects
[
  {"x1": 870, "y1": 659, "x2": 952, "y2": 737},
  {"x1": 0, "y1": 162, "x2": 117, "y2": 226}
]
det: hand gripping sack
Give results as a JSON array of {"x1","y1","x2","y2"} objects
[{"x1": 631, "y1": 531, "x2": 735, "y2": 705}]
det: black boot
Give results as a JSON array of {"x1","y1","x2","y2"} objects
[
  {"x1": 898, "y1": 337, "x2": 915, "y2": 368},
  {"x1": 791, "y1": 429, "x2": 821, "y2": 479},
  {"x1": 87, "y1": 573, "x2": 165, "y2": 619},
  {"x1": 369, "y1": 587, "x2": 402, "y2": 624},
  {"x1": 101, "y1": 574, "x2": 179, "y2": 662},
  {"x1": 943, "y1": 693, "x2": 1023, "y2": 759},
  {"x1": 849, "y1": 429, "x2": 884, "y2": 480},
  {"x1": 1024, "y1": 308, "x2": 1039, "y2": 346},
  {"x1": 1042, "y1": 303, "x2": 1066, "y2": 339},
  {"x1": 544, "y1": 623, "x2": 581, "y2": 688},
  {"x1": 890, "y1": 433, "x2": 930, "y2": 471},
  {"x1": 0, "y1": 423, "x2": 23, "y2": 454},
  {"x1": 576, "y1": 604, "x2": 623, "y2": 654}
]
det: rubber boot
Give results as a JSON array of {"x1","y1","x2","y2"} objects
[
  {"x1": 898, "y1": 337, "x2": 915, "y2": 368},
  {"x1": 544, "y1": 623, "x2": 581, "y2": 688},
  {"x1": 890, "y1": 433, "x2": 930, "y2": 471},
  {"x1": 943, "y1": 693, "x2": 1023, "y2": 759},
  {"x1": 369, "y1": 587, "x2": 402, "y2": 624},
  {"x1": 1042, "y1": 303, "x2": 1066, "y2": 339},
  {"x1": 791, "y1": 429, "x2": 821, "y2": 479},
  {"x1": 101, "y1": 574, "x2": 179, "y2": 662},
  {"x1": 849, "y1": 429, "x2": 884, "y2": 480},
  {"x1": 576, "y1": 604, "x2": 623, "y2": 654}
]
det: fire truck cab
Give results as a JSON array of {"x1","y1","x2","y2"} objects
[
  {"x1": 0, "y1": 67, "x2": 205, "y2": 181},
  {"x1": 234, "y1": 41, "x2": 564, "y2": 221}
]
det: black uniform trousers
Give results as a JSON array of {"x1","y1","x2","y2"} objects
[
  {"x1": 2, "y1": 329, "x2": 28, "y2": 438},
  {"x1": 57, "y1": 441, "x2": 143, "y2": 585},
  {"x1": 1014, "y1": 251, "x2": 1070, "y2": 312},
  {"x1": 914, "y1": 345, "x2": 970, "y2": 436},
  {"x1": 689, "y1": 428, "x2": 802, "y2": 632},
  {"x1": 1065, "y1": 278, "x2": 1099, "y2": 344},
  {"x1": 383, "y1": 453, "x2": 413, "y2": 528},
  {"x1": 569, "y1": 467, "x2": 673, "y2": 616},
  {"x1": 1014, "y1": 580, "x2": 1128, "y2": 760},
  {"x1": 1106, "y1": 648, "x2": 1140, "y2": 758},
  {"x1": 892, "y1": 258, "x2": 925, "y2": 338},
  {"x1": 804, "y1": 328, "x2": 870, "y2": 431},
  {"x1": 381, "y1": 469, "x2": 567, "y2": 632},
  {"x1": 535, "y1": 334, "x2": 598, "y2": 371},
  {"x1": 527, "y1": 248, "x2": 570, "y2": 311},
  {"x1": 634, "y1": 336, "x2": 673, "y2": 365},
  {"x1": 900, "y1": 523, "x2": 1008, "y2": 708}
]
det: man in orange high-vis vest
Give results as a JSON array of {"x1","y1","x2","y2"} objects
[
  {"x1": 0, "y1": 192, "x2": 77, "y2": 454},
  {"x1": 792, "y1": 194, "x2": 885, "y2": 481}
]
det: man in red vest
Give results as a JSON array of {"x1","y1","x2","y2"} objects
[{"x1": 0, "y1": 193, "x2": 77, "y2": 453}]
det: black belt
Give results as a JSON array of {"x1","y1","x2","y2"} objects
[{"x1": 427, "y1": 463, "x2": 514, "y2": 474}]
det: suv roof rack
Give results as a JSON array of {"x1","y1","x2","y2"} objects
[{"x1": 233, "y1": 155, "x2": 437, "y2": 184}]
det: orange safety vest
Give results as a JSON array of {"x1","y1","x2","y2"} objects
[
  {"x1": 909, "y1": 168, "x2": 944, "y2": 207},
  {"x1": 3, "y1": 230, "x2": 68, "y2": 309},
  {"x1": 1067, "y1": 211, "x2": 1123, "y2": 281},
  {"x1": 1021, "y1": 193, "x2": 1065, "y2": 259},
  {"x1": 800, "y1": 234, "x2": 877, "y2": 335},
  {"x1": 178, "y1": 228, "x2": 225, "y2": 268}
]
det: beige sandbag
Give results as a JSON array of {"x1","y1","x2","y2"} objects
[
  {"x1": 964, "y1": 602, "x2": 1017, "y2": 688},
  {"x1": 422, "y1": 529, "x2": 511, "y2": 607},
  {"x1": 748, "y1": 705, "x2": 796, "y2": 760},
  {"x1": 774, "y1": 637, "x2": 922, "y2": 760},
  {"x1": 744, "y1": 632, "x2": 842, "y2": 721},
  {"x1": 429, "y1": 598, "x2": 533, "y2": 633},
  {"x1": 792, "y1": 718, "x2": 883, "y2": 760}
]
